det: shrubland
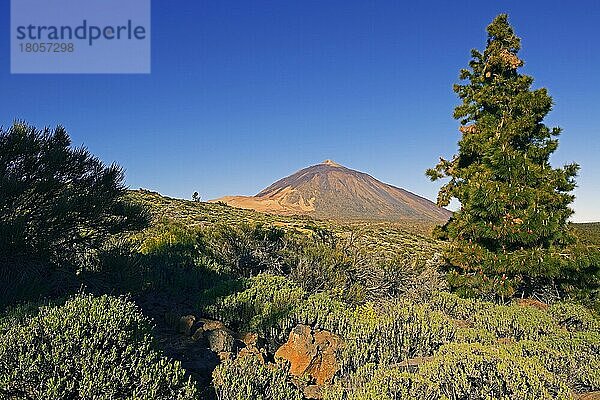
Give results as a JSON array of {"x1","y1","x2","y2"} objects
[
  {"x1": 2, "y1": 13, "x2": 600, "y2": 400},
  {"x1": 0, "y1": 293, "x2": 196, "y2": 400}
]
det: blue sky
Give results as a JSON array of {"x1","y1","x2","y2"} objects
[{"x1": 1, "y1": 1, "x2": 599, "y2": 221}]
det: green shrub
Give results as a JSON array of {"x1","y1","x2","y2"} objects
[
  {"x1": 0, "y1": 293, "x2": 197, "y2": 399},
  {"x1": 291, "y1": 291, "x2": 350, "y2": 333},
  {"x1": 338, "y1": 301, "x2": 456, "y2": 372},
  {"x1": 0, "y1": 123, "x2": 149, "y2": 306},
  {"x1": 419, "y1": 343, "x2": 573, "y2": 400},
  {"x1": 323, "y1": 364, "x2": 440, "y2": 400},
  {"x1": 427, "y1": 291, "x2": 492, "y2": 320},
  {"x1": 471, "y1": 304, "x2": 557, "y2": 340},
  {"x1": 212, "y1": 354, "x2": 302, "y2": 400},
  {"x1": 204, "y1": 274, "x2": 456, "y2": 370},
  {"x1": 547, "y1": 302, "x2": 600, "y2": 332},
  {"x1": 454, "y1": 327, "x2": 497, "y2": 344},
  {"x1": 204, "y1": 274, "x2": 305, "y2": 341},
  {"x1": 534, "y1": 331, "x2": 600, "y2": 391},
  {"x1": 199, "y1": 223, "x2": 287, "y2": 277}
]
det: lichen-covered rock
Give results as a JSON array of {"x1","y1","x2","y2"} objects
[{"x1": 275, "y1": 324, "x2": 340, "y2": 386}]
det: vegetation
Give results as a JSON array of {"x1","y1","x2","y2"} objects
[
  {"x1": 426, "y1": 14, "x2": 593, "y2": 300},
  {"x1": 0, "y1": 122, "x2": 149, "y2": 306},
  {"x1": 1, "y1": 13, "x2": 599, "y2": 400},
  {"x1": 0, "y1": 293, "x2": 196, "y2": 400},
  {"x1": 213, "y1": 354, "x2": 303, "y2": 400}
]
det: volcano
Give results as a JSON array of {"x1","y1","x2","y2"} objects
[{"x1": 212, "y1": 160, "x2": 451, "y2": 222}]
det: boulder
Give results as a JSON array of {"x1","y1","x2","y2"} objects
[
  {"x1": 192, "y1": 327, "x2": 204, "y2": 342},
  {"x1": 275, "y1": 324, "x2": 340, "y2": 386},
  {"x1": 206, "y1": 328, "x2": 235, "y2": 353},
  {"x1": 198, "y1": 318, "x2": 226, "y2": 331},
  {"x1": 177, "y1": 315, "x2": 196, "y2": 336}
]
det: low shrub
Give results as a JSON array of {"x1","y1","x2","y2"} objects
[
  {"x1": 203, "y1": 274, "x2": 305, "y2": 342},
  {"x1": 325, "y1": 342, "x2": 573, "y2": 400},
  {"x1": 323, "y1": 364, "x2": 439, "y2": 400},
  {"x1": 427, "y1": 291, "x2": 492, "y2": 320},
  {"x1": 338, "y1": 301, "x2": 456, "y2": 372},
  {"x1": 0, "y1": 293, "x2": 197, "y2": 400},
  {"x1": 199, "y1": 223, "x2": 287, "y2": 277},
  {"x1": 533, "y1": 331, "x2": 600, "y2": 391},
  {"x1": 203, "y1": 274, "x2": 456, "y2": 372},
  {"x1": 471, "y1": 304, "x2": 558, "y2": 340},
  {"x1": 547, "y1": 302, "x2": 600, "y2": 332},
  {"x1": 419, "y1": 343, "x2": 573, "y2": 400},
  {"x1": 454, "y1": 327, "x2": 497, "y2": 344},
  {"x1": 212, "y1": 354, "x2": 303, "y2": 400}
]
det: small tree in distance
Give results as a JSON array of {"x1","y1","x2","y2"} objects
[
  {"x1": 427, "y1": 14, "x2": 580, "y2": 299},
  {"x1": 192, "y1": 191, "x2": 201, "y2": 202}
]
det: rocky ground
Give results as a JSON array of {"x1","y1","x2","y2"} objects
[{"x1": 134, "y1": 291, "x2": 341, "y2": 399}]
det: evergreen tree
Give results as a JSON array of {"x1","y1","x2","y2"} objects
[
  {"x1": 427, "y1": 14, "x2": 579, "y2": 298},
  {"x1": 0, "y1": 122, "x2": 150, "y2": 303}
]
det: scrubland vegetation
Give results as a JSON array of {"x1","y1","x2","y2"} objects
[{"x1": 2, "y1": 13, "x2": 600, "y2": 400}]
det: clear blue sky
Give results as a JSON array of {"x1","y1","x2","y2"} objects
[{"x1": 1, "y1": 1, "x2": 599, "y2": 222}]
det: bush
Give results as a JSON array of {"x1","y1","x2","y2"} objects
[
  {"x1": 212, "y1": 354, "x2": 303, "y2": 400},
  {"x1": 203, "y1": 274, "x2": 305, "y2": 343},
  {"x1": 531, "y1": 331, "x2": 600, "y2": 391},
  {"x1": 547, "y1": 302, "x2": 600, "y2": 332},
  {"x1": 0, "y1": 122, "x2": 149, "y2": 305},
  {"x1": 0, "y1": 293, "x2": 197, "y2": 399},
  {"x1": 287, "y1": 230, "x2": 447, "y2": 304},
  {"x1": 323, "y1": 364, "x2": 439, "y2": 400},
  {"x1": 427, "y1": 291, "x2": 492, "y2": 320},
  {"x1": 338, "y1": 301, "x2": 455, "y2": 373},
  {"x1": 419, "y1": 343, "x2": 572, "y2": 400},
  {"x1": 471, "y1": 304, "x2": 557, "y2": 340},
  {"x1": 204, "y1": 274, "x2": 456, "y2": 371},
  {"x1": 325, "y1": 343, "x2": 574, "y2": 400},
  {"x1": 199, "y1": 223, "x2": 287, "y2": 277},
  {"x1": 138, "y1": 222, "x2": 204, "y2": 291}
]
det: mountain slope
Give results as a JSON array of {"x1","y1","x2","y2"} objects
[{"x1": 212, "y1": 160, "x2": 452, "y2": 222}]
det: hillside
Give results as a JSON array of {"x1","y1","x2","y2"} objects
[
  {"x1": 212, "y1": 160, "x2": 452, "y2": 223},
  {"x1": 127, "y1": 189, "x2": 445, "y2": 258}
]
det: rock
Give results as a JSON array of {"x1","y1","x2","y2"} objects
[
  {"x1": 312, "y1": 330, "x2": 339, "y2": 385},
  {"x1": 576, "y1": 393, "x2": 600, "y2": 400},
  {"x1": 178, "y1": 315, "x2": 196, "y2": 336},
  {"x1": 206, "y1": 328, "x2": 235, "y2": 353},
  {"x1": 238, "y1": 332, "x2": 259, "y2": 346},
  {"x1": 198, "y1": 318, "x2": 226, "y2": 331},
  {"x1": 192, "y1": 327, "x2": 204, "y2": 342},
  {"x1": 238, "y1": 345, "x2": 265, "y2": 364},
  {"x1": 275, "y1": 324, "x2": 340, "y2": 386}
]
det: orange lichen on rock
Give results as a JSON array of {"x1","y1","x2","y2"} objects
[{"x1": 274, "y1": 324, "x2": 340, "y2": 386}]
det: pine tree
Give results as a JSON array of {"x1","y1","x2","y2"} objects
[{"x1": 427, "y1": 14, "x2": 579, "y2": 298}]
